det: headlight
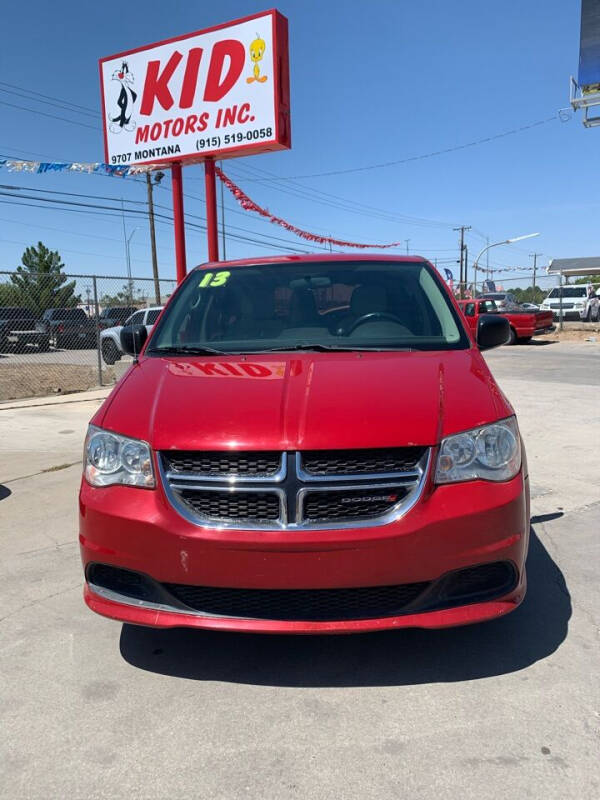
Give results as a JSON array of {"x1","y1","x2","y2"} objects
[
  {"x1": 435, "y1": 417, "x2": 521, "y2": 484},
  {"x1": 84, "y1": 425, "x2": 155, "y2": 488}
]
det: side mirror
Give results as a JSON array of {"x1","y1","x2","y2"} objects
[
  {"x1": 120, "y1": 324, "x2": 148, "y2": 357},
  {"x1": 476, "y1": 314, "x2": 510, "y2": 350}
]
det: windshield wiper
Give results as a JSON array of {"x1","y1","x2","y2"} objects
[
  {"x1": 248, "y1": 343, "x2": 413, "y2": 353},
  {"x1": 148, "y1": 345, "x2": 230, "y2": 356}
]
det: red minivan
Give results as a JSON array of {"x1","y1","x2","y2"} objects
[{"x1": 79, "y1": 255, "x2": 529, "y2": 634}]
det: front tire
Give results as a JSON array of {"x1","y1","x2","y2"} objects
[
  {"x1": 506, "y1": 327, "x2": 517, "y2": 345},
  {"x1": 102, "y1": 339, "x2": 120, "y2": 365}
]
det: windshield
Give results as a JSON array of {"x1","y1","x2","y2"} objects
[
  {"x1": 547, "y1": 287, "x2": 587, "y2": 299},
  {"x1": 54, "y1": 308, "x2": 86, "y2": 320},
  {"x1": 0, "y1": 307, "x2": 34, "y2": 320},
  {"x1": 148, "y1": 260, "x2": 469, "y2": 354}
]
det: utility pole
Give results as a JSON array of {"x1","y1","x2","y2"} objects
[
  {"x1": 405, "y1": 239, "x2": 410, "y2": 254},
  {"x1": 529, "y1": 252, "x2": 542, "y2": 292},
  {"x1": 453, "y1": 226, "x2": 471, "y2": 298},
  {"x1": 464, "y1": 244, "x2": 468, "y2": 296},
  {"x1": 120, "y1": 198, "x2": 128, "y2": 275},
  {"x1": 146, "y1": 172, "x2": 162, "y2": 305}
]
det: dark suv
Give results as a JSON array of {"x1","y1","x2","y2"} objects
[{"x1": 41, "y1": 307, "x2": 96, "y2": 349}]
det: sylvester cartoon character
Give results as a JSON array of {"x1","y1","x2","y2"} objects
[{"x1": 109, "y1": 62, "x2": 137, "y2": 133}]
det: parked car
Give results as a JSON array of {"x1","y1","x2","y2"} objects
[
  {"x1": 98, "y1": 306, "x2": 138, "y2": 330},
  {"x1": 540, "y1": 286, "x2": 589, "y2": 321},
  {"x1": 457, "y1": 298, "x2": 554, "y2": 344},
  {"x1": 477, "y1": 292, "x2": 521, "y2": 312},
  {"x1": 0, "y1": 306, "x2": 50, "y2": 352},
  {"x1": 520, "y1": 302, "x2": 540, "y2": 312},
  {"x1": 100, "y1": 306, "x2": 163, "y2": 364},
  {"x1": 80, "y1": 255, "x2": 529, "y2": 634},
  {"x1": 41, "y1": 307, "x2": 96, "y2": 349}
]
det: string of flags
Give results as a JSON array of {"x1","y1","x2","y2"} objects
[{"x1": 0, "y1": 158, "x2": 155, "y2": 177}]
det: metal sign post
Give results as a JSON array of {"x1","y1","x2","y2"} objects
[
  {"x1": 204, "y1": 159, "x2": 219, "y2": 262},
  {"x1": 171, "y1": 163, "x2": 187, "y2": 283}
]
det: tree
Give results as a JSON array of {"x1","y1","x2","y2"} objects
[
  {"x1": 10, "y1": 242, "x2": 80, "y2": 315},
  {"x1": 100, "y1": 282, "x2": 147, "y2": 308},
  {"x1": 510, "y1": 285, "x2": 547, "y2": 305},
  {"x1": 0, "y1": 281, "x2": 21, "y2": 306},
  {"x1": 574, "y1": 274, "x2": 600, "y2": 286}
]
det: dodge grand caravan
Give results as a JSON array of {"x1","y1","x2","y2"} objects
[{"x1": 80, "y1": 255, "x2": 529, "y2": 633}]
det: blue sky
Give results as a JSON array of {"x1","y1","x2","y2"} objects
[{"x1": 0, "y1": 0, "x2": 595, "y2": 289}]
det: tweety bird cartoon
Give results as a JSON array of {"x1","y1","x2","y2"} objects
[{"x1": 247, "y1": 34, "x2": 268, "y2": 83}]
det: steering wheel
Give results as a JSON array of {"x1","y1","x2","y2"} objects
[{"x1": 338, "y1": 312, "x2": 405, "y2": 336}]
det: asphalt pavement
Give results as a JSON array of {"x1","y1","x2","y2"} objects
[{"x1": 0, "y1": 341, "x2": 598, "y2": 800}]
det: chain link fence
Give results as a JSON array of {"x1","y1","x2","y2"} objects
[{"x1": 0, "y1": 270, "x2": 176, "y2": 402}]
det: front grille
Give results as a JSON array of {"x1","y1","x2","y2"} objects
[
  {"x1": 301, "y1": 447, "x2": 426, "y2": 476},
  {"x1": 162, "y1": 450, "x2": 281, "y2": 477},
  {"x1": 164, "y1": 581, "x2": 429, "y2": 621},
  {"x1": 88, "y1": 561, "x2": 517, "y2": 622},
  {"x1": 161, "y1": 448, "x2": 428, "y2": 530},
  {"x1": 177, "y1": 489, "x2": 281, "y2": 522},
  {"x1": 303, "y1": 487, "x2": 408, "y2": 521}
]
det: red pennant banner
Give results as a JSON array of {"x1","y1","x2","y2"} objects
[{"x1": 215, "y1": 167, "x2": 404, "y2": 249}]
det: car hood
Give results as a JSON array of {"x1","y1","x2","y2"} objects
[
  {"x1": 100, "y1": 325, "x2": 122, "y2": 337},
  {"x1": 95, "y1": 350, "x2": 513, "y2": 451}
]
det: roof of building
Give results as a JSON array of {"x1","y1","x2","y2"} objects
[{"x1": 547, "y1": 257, "x2": 600, "y2": 275}]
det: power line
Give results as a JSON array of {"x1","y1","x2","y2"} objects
[
  {"x1": 0, "y1": 193, "x2": 314, "y2": 255},
  {"x1": 244, "y1": 115, "x2": 560, "y2": 180},
  {"x1": 1, "y1": 183, "x2": 147, "y2": 204},
  {"x1": 1, "y1": 182, "x2": 335, "y2": 252},
  {"x1": 0, "y1": 81, "x2": 101, "y2": 116},
  {"x1": 0, "y1": 99, "x2": 99, "y2": 131},
  {"x1": 223, "y1": 160, "x2": 457, "y2": 230},
  {"x1": 0, "y1": 87, "x2": 101, "y2": 120}
]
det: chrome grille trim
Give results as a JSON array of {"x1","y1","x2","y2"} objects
[
  {"x1": 162, "y1": 477, "x2": 288, "y2": 531},
  {"x1": 159, "y1": 449, "x2": 430, "y2": 531},
  {"x1": 164, "y1": 452, "x2": 287, "y2": 483},
  {"x1": 296, "y1": 451, "x2": 422, "y2": 483}
]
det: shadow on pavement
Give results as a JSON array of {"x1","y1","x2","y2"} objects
[
  {"x1": 521, "y1": 339, "x2": 557, "y2": 346},
  {"x1": 531, "y1": 512, "x2": 563, "y2": 524},
  {"x1": 0, "y1": 485, "x2": 12, "y2": 501},
  {"x1": 119, "y1": 529, "x2": 570, "y2": 686}
]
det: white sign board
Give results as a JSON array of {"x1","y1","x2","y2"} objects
[{"x1": 100, "y1": 10, "x2": 290, "y2": 167}]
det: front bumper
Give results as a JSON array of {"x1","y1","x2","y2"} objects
[{"x1": 79, "y1": 472, "x2": 530, "y2": 633}]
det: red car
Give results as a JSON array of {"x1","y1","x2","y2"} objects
[
  {"x1": 457, "y1": 298, "x2": 554, "y2": 345},
  {"x1": 80, "y1": 255, "x2": 529, "y2": 634}
]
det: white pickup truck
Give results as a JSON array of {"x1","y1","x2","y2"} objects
[{"x1": 100, "y1": 306, "x2": 163, "y2": 364}]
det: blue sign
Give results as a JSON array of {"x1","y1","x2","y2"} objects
[{"x1": 579, "y1": 0, "x2": 600, "y2": 90}]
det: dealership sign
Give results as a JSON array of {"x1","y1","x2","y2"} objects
[{"x1": 99, "y1": 10, "x2": 290, "y2": 167}]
